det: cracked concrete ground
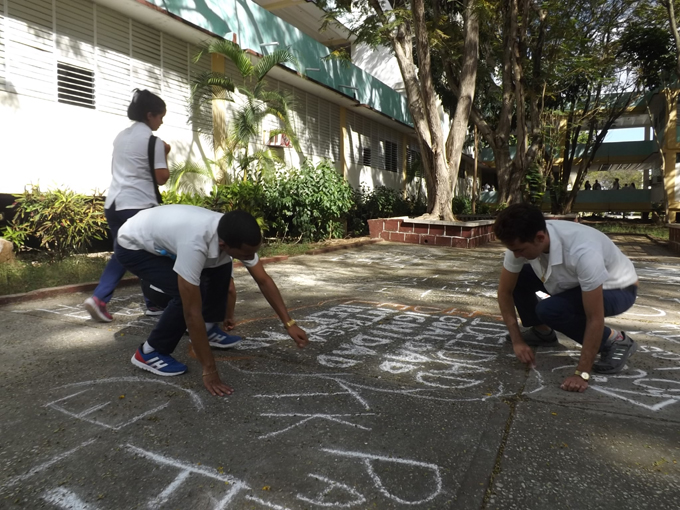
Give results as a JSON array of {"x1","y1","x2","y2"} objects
[{"x1": 0, "y1": 236, "x2": 678, "y2": 509}]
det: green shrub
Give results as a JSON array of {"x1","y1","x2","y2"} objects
[
  {"x1": 2, "y1": 185, "x2": 108, "y2": 259},
  {"x1": 452, "y1": 196, "x2": 472, "y2": 215},
  {"x1": 349, "y1": 186, "x2": 426, "y2": 235},
  {"x1": 160, "y1": 190, "x2": 205, "y2": 206},
  {"x1": 264, "y1": 160, "x2": 354, "y2": 241},
  {"x1": 162, "y1": 182, "x2": 268, "y2": 231},
  {"x1": 204, "y1": 181, "x2": 268, "y2": 231}
]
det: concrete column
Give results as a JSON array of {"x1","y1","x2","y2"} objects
[
  {"x1": 211, "y1": 53, "x2": 228, "y2": 182},
  {"x1": 339, "y1": 107, "x2": 349, "y2": 180},
  {"x1": 401, "y1": 133, "x2": 408, "y2": 197}
]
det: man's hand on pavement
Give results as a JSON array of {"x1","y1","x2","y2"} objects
[
  {"x1": 513, "y1": 341, "x2": 535, "y2": 367},
  {"x1": 560, "y1": 375, "x2": 589, "y2": 393},
  {"x1": 202, "y1": 371, "x2": 234, "y2": 396},
  {"x1": 288, "y1": 325, "x2": 309, "y2": 349}
]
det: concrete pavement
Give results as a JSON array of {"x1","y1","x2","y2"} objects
[{"x1": 0, "y1": 238, "x2": 679, "y2": 509}]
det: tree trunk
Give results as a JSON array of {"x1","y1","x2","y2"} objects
[
  {"x1": 412, "y1": 0, "x2": 453, "y2": 220},
  {"x1": 494, "y1": 145, "x2": 514, "y2": 203},
  {"x1": 387, "y1": 9, "x2": 453, "y2": 220},
  {"x1": 445, "y1": 0, "x2": 479, "y2": 218}
]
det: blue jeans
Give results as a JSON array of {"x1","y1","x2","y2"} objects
[
  {"x1": 93, "y1": 205, "x2": 146, "y2": 303},
  {"x1": 513, "y1": 264, "x2": 637, "y2": 351},
  {"x1": 114, "y1": 244, "x2": 231, "y2": 355}
]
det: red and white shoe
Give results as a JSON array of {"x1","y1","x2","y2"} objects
[{"x1": 84, "y1": 296, "x2": 113, "y2": 322}]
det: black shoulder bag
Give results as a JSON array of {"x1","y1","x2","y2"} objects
[{"x1": 148, "y1": 135, "x2": 163, "y2": 204}]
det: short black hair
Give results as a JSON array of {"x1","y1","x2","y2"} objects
[
  {"x1": 218, "y1": 210, "x2": 262, "y2": 248},
  {"x1": 127, "y1": 89, "x2": 166, "y2": 122},
  {"x1": 494, "y1": 203, "x2": 546, "y2": 244}
]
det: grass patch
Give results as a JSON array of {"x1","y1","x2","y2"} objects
[
  {"x1": 0, "y1": 254, "x2": 111, "y2": 296},
  {"x1": 259, "y1": 241, "x2": 314, "y2": 258},
  {"x1": 0, "y1": 238, "x2": 368, "y2": 296},
  {"x1": 582, "y1": 221, "x2": 669, "y2": 240}
]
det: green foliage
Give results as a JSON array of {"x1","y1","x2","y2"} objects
[
  {"x1": 161, "y1": 182, "x2": 268, "y2": 231},
  {"x1": 160, "y1": 190, "x2": 206, "y2": 206},
  {"x1": 204, "y1": 181, "x2": 268, "y2": 231},
  {"x1": 349, "y1": 186, "x2": 427, "y2": 235},
  {"x1": 264, "y1": 160, "x2": 355, "y2": 241},
  {"x1": 450, "y1": 196, "x2": 499, "y2": 216},
  {"x1": 451, "y1": 196, "x2": 472, "y2": 215},
  {"x1": 166, "y1": 161, "x2": 217, "y2": 194},
  {"x1": 523, "y1": 163, "x2": 546, "y2": 206},
  {"x1": 2, "y1": 186, "x2": 107, "y2": 259},
  {"x1": 191, "y1": 40, "x2": 300, "y2": 184},
  {"x1": 619, "y1": 3, "x2": 676, "y2": 90}
]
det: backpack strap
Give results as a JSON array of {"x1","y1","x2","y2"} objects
[{"x1": 148, "y1": 134, "x2": 163, "y2": 204}]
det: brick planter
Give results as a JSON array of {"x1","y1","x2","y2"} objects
[
  {"x1": 670, "y1": 224, "x2": 680, "y2": 254},
  {"x1": 367, "y1": 217, "x2": 495, "y2": 248}
]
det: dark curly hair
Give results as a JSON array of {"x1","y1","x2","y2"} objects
[
  {"x1": 217, "y1": 210, "x2": 262, "y2": 248},
  {"x1": 494, "y1": 203, "x2": 546, "y2": 244}
]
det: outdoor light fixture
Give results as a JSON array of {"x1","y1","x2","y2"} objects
[
  {"x1": 306, "y1": 68, "x2": 320, "y2": 71},
  {"x1": 260, "y1": 42, "x2": 279, "y2": 47}
]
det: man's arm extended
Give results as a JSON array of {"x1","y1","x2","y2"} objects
[
  {"x1": 497, "y1": 267, "x2": 535, "y2": 366},
  {"x1": 246, "y1": 261, "x2": 309, "y2": 348},
  {"x1": 223, "y1": 278, "x2": 237, "y2": 331},
  {"x1": 178, "y1": 275, "x2": 233, "y2": 396},
  {"x1": 560, "y1": 285, "x2": 604, "y2": 393}
]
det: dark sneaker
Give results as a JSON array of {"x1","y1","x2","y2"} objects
[
  {"x1": 593, "y1": 332, "x2": 637, "y2": 374},
  {"x1": 505, "y1": 327, "x2": 558, "y2": 347},
  {"x1": 145, "y1": 306, "x2": 165, "y2": 317},
  {"x1": 131, "y1": 346, "x2": 187, "y2": 376},
  {"x1": 84, "y1": 296, "x2": 113, "y2": 323},
  {"x1": 206, "y1": 324, "x2": 242, "y2": 349}
]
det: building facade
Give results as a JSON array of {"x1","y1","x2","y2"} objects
[{"x1": 0, "y1": 0, "x2": 421, "y2": 196}]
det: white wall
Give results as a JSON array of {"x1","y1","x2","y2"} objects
[
  {"x1": 0, "y1": 0, "x2": 212, "y2": 195},
  {"x1": 0, "y1": 91, "x2": 210, "y2": 194}
]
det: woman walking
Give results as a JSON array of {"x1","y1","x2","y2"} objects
[{"x1": 84, "y1": 89, "x2": 170, "y2": 322}]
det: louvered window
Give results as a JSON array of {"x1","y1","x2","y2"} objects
[
  {"x1": 0, "y1": 0, "x2": 199, "y2": 126},
  {"x1": 57, "y1": 62, "x2": 94, "y2": 108},
  {"x1": 382, "y1": 139, "x2": 398, "y2": 172},
  {"x1": 362, "y1": 147, "x2": 372, "y2": 166}
]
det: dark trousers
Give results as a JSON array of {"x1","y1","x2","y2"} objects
[
  {"x1": 93, "y1": 205, "x2": 145, "y2": 303},
  {"x1": 115, "y1": 245, "x2": 231, "y2": 355},
  {"x1": 513, "y1": 264, "x2": 637, "y2": 351}
]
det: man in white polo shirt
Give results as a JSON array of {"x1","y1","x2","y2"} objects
[
  {"x1": 494, "y1": 203, "x2": 639, "y2": 392},
  {"x1": 115, "y1": 205, "x2": 309, "y2": 396}
]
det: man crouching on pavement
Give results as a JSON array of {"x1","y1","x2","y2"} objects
[
  {"x1": 115, "y1": 205, "x2": 309, "y2": 396},
  {"x1": 494, "y1": 203, "x2": 639, "y2": 392}
]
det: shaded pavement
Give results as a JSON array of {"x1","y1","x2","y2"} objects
[{"x1": 0, "y1": 237, "x2": 679, "y2": 509}]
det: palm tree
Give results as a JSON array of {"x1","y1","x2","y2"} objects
[{"x1": 191, "y1": 39, "x2": 300, "y2": 183}]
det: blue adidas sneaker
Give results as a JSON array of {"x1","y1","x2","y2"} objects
[
  {"x1": 131, "y1": 345, "x2": 187, "y2": 376},
  {"x1": 206, "y1": 325, "x2": 242, "y2": 349}
]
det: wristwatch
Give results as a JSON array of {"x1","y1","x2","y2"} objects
[{"x1": 574, "y1": 370, "x2": 590, "y2": 381}]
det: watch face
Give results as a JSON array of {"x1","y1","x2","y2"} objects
[{"x1": 579, "y1": 371, "x2": 590, "y2": 381}]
